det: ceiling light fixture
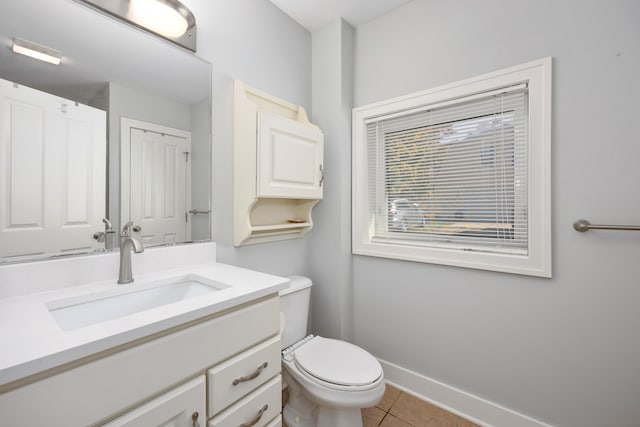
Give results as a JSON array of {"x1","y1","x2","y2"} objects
[
  {"x1": 12, "y1": 37, "x2": 63, "y2": 65},
  {"x1": 77, "y1": 0, "x2": 197, "y2": 52},
  {"x1": 129, "y1": 0, "x2": 188, "y2": 38}
]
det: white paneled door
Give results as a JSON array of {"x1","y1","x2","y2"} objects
[
  {"x1": 0, "y1": 78, "x2": 106, "y2": 261},
  {"x1": 127, "y1": 123, "x2": 191, "y2": 245}
]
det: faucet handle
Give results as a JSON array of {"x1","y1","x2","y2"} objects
[
  {"x1": 121, "y1": 221, "x2": 142, "y2": 236},
  {"x1": 102, "y1": 217, "x2": 113, "y2": 232},
  {"x1": 121, "y1": 221, "x2": 134, "y2": 236}
]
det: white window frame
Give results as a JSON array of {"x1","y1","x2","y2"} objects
[{"x1": 352, "y1": 58, "x2": 552, "y2": 277}]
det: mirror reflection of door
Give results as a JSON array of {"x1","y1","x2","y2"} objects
[
  {"x1": 123, "y1": 119, "x2": 191, "y2": 246},
  {"x1": 0, "y1": 78, "x2": 106, "y2": 261}
]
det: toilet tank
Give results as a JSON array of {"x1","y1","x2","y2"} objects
[{"x1": 279, "y1": 275, "x2": 312, "y2": 349}]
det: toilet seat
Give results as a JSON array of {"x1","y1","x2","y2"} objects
[{"x1": 293, "y1": 336, "x2": 382, "y2": 387}]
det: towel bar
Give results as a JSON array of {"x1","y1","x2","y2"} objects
[{"x1": 573, "y1": 219, "x2": 640, "y2": 232}]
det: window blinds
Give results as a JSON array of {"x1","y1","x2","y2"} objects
[{"x1": 366, "y1": 85, "x2": 529, "y2": 255}]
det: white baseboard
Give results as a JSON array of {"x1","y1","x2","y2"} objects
[{"x1": 378, "y1": 359, "x2": 553, "y2": 427}]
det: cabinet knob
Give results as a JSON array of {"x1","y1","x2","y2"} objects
[
  {"x1": 232, "y1": 362, "x2": 268, "y2": 386},
  {"x1": 192, "y1": 411, "x2": 200, "y2": 427},
  {"x1": 238, "y1": 404, "x2": 268, "y2": 427}
]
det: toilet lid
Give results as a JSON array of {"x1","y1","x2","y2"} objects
[{"x1": 294, "y1": 337, "x2": 382, "y2": 386}]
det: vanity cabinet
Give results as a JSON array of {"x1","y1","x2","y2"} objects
[
  {"x1": 0, "y1": 296, "x2": 282, "y2": 427},
  {"x1": 234, "y1": 80, "x2": 324, "y2": 247}
]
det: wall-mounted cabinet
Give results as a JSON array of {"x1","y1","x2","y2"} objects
[{"x1": 234, "y1": 81, "x2": 324, "y2": 246}]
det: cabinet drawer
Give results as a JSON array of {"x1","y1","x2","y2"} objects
[
  {"x1": 209, "y1": 375, "x2": 281, "y2": 427},
  {"x1": 208, "y1": 336, "x2": 281, "y2": 416},
  {"x1": 264, "y1": 415, "x2": 282, "y2": 427}
]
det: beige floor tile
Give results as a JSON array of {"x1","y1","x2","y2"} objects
[
  {"x1": 438, "y1": 411, "x2": 480, "y2": 427},
  {"x1": 376, "y1": 384, "x2": 402, "y2": 411},
  {"x1": 380, "y1": 414, "x2": 414, "y2": 427},
  {"x1": 363, "y1": 406, "x2": 387, "y2": 427},
  {"x1": 389, "y1": 392, "x2": 449, "y2": 425},
  {"x1": 284, "y1": 383, "x2": 478, "y2": 427}
]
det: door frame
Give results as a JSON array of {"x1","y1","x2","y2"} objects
[{"x1": 120, "y1": 117, "x2": 192, "y2": 241}]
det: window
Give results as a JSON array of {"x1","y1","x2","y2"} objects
[{"x1": 352, "y1": 58, "x2": 551, "y2": 277}]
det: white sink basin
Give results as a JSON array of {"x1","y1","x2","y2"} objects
[{"x1": 47, "y1": 274, "x2": 229, "y2": 331}]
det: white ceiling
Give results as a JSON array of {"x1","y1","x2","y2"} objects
[{"x1": 269, "y1": 0, "x2": 414, "y2": 32}]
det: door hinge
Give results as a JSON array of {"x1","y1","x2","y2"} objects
[{"x1": 183, "y1": 151, "x2": 190, "y2": 162}]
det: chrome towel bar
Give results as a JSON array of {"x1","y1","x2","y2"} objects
[{"x1": 573, "y1": 219, "x2": 640, "y2": 232}]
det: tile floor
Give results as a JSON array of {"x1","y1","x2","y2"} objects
[
  {"x1": 362, "y1": 384, "x2": 479, "y2": 427},
  {"x1": 283, "y1": 383, "x2": 479, "y2": 427}
]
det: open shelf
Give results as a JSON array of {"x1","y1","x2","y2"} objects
[{"x1": 251, "y1": 222, "x2": 312, "y2": 232}]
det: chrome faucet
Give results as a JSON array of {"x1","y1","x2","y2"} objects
[{"x1": 118, "y1": 221, "x2": 144, "y2": 284}]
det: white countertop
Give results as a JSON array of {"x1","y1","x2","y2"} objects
[{"x1": 0, "y1": 261, "x2": 289, "y2": 386}]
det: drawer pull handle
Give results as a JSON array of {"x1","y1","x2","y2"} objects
[
  {"x1": 232, "y1": 362, "x2": 268, "y2": 386},
  {"x1": 192, "y1": 411, "x2": 200, "y2": 427},
  {"x1": 238, "y1": 404, "x2": 268, "y2": 427}
]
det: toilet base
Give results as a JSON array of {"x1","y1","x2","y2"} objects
[
  {"x1": 316, "y1": 406, "x2": 364, "y2": 427},
  {"x1": 283, "y1": 383, "x2": 317, "y2": 427},
  {"x1": 282, "y1": 371, "x2": 365, "y2": 427},
  {"x1": 283, "y1": 399, "x2": 364, "y2": 427}
]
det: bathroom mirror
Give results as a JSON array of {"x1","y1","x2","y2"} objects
[{"x1": 0, "y1": 0, "x2": 212, "y2": 263}]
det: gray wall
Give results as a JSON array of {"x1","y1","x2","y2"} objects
[
  {"x1": 351, "y1": 1, "x2": 640, "y2": 426},
  {"x1": 186, "y1": 0, "x2": 313, "y2": 276},
  {"x1": 308, "y1": 20, "x2": 355, "y2": 340}
]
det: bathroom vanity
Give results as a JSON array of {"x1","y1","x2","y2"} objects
[{"x1": 0, "y1": 243, "x2": 287, "y2": 426}]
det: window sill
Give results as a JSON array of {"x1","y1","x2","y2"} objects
[{"x1": 353, "y1": 240, "x2": 551, "y2": 278}]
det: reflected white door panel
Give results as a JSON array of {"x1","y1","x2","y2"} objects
[
  {"x1": 0, "y1": 78, "x2": 106, "y2": 260},
  {"x1": 127, "y1": 124, "x2": 191, "y2": 245}
]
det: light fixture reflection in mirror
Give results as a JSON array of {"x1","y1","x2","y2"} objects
[
  {"x1": 12, "y1": 38, "x2": 63, "y2": 65},
  {"x1": 78, "y1": 0, "x2": 197, "y2": 52}
]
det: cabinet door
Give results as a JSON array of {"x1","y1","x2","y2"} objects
[
  {"x1": 103, "y1": 376, "x2": 206, "y2": 427},
  {"x1": 257, "y1": 112, "x2": 323, "y2": 199}
]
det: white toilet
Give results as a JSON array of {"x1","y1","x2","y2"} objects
[{"x1": 280, "y1": 275, "x2": 385, "y2": 427}]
